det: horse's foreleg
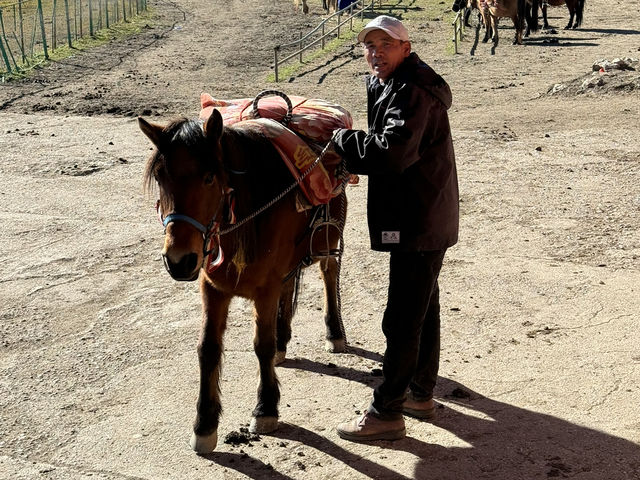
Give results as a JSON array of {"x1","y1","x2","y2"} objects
[
  {"x1": 482, "y1": 12, "x2": 492, "y2": 42},
  {"x1": 249, "y1": 288, "x2": 280, "y2": 434},
  {"x1": 320, "y1": 257, "x2": 346, "y2": 353},
  {"x1": 275, "y1": 277, "x2": 295, "y2": 365},
  {"x1": 190, "y1": 279, "x2": 232, "y2": 454},
  {"x1": 542, "y1": 4, "x2": 550, "y2": 28},
  {"x1": 512, "y1": 16, "x2": 523, "y2": 44},
  {"x1": 491, "y1": 16, "x2": 499, "y2": 44}
]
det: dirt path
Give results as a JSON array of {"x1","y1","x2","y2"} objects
[{"x1": 1, "y1": 0, "x2": 639, "y2": 479}]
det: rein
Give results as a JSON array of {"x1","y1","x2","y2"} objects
[{"x1": 219, "y1": 140, "x2": 332, "y2": 236}]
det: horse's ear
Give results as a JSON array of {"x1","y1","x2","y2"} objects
[
  {"x1": 203, "y1": 109, "x2": 224, "y2": 142},
  {"x1": 138, "y1": 117, "x2": 164, "y2": 147}
]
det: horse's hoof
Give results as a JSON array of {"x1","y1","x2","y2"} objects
[
  {"x1": 249, "y1": 416, "x2": 279, "y2": 434},
  {"x1": 190, "y1": 430, "x2": 218, "y2": 454},
  {"x1": 274, "y1": 350, "x2": 286, "y2": 365},
  {"x1": 325, "y1": 338, "x2": 346, "y2": 353}
]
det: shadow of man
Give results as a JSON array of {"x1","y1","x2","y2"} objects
[
  {"x1": 280, "y1": 353, "x2": 640, "y2": 479},
  {"x1": 202, "y1": 351, "x2": 639, "y2": 479}
]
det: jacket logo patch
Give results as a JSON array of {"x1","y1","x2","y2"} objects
[{"x1": 381, "y1": 231, "x2": 400, "y2": 244}]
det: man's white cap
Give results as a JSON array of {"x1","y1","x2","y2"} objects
[{"x1": 357, "y1": 15, "x2": 409, "y2": 43}]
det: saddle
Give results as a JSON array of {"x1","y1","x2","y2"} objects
[{"x1": 199, "y1": 91, "x2": 354, "y2": 206}]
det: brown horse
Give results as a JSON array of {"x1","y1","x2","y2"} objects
[
  {"x1": 294, "y1": 0, "x2": 337, "y2": 14},
  {"x1": 139, "y1": 109, "x2": 347, "y2": 453},
  {"x1": 480, "y1": 0, "x2": 528, "y2": 45},
  {"x1": 530, "y1": 0, "x2": 586, "y2": 30},
  {"x1": 452, "y1": 0, "x2": 527, "y2": 45}
]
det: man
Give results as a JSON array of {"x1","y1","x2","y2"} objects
[{"x1": 332, "y1": 15, "x2": 459, "y2": 442}]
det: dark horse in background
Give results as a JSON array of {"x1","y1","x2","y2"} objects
[
  {"x1": 528, "y1": 0, "x2": 586, "y2": 31},
  {"x1": 139, "y1": 109, "x2": 347, "y2": 453}
]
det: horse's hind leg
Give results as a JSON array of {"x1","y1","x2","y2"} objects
[
  {"x1": 320, "y1": 256, "x2": 346, "y2": 353},
  {"x1": 565, "y1": 4, "x2": 575, "y2": 29},
  {"x1": 275, "y1": 276, "x2": 295, "y2": 365},
  {"x1": 322, "y1": 191, "x2": 347, "y2": 353},
  {"x1": 249, "y1": 288, "x2": 281, "y2": 434},
  {"x1": 190, "y1": 280, "x2": 232, "y2": 454}
]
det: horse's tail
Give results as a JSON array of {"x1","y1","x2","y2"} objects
[{"x1": 575, "y1": 0, "x2": 585, "y2": 27}]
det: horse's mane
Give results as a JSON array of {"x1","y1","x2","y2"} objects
[
  {"x1": 220, "y1": 125, "x2": 293, "y2": 270},
  {"x1": 143, "y1": 117, "x2": 293, "y2": 272}
]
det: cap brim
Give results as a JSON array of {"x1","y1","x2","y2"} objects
[{"x1": 357, "y1": 26, "x2": 405, "y2": 43}]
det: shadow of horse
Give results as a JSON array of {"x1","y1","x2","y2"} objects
[
  {"x1": 524, "y1": 36, "x2": 599, "y2": 47},
  {"x1": 202, "y1": 351, "x2": 640, "y2": 479},
  {"x1": 576, "y1": 27, "x2": 640, "y2": 35}
]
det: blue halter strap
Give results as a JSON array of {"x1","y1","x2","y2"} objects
[{"x1": 162, "y1": 214, "x2": 208, "y2": 234}]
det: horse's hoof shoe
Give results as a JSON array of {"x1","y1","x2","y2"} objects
[
  {"x1": 190, "y1": 431, "x2": 218, "y2": 454},
  {"x1": 274, "y1": 350, "x2": 287, "y2": 365},
  {"x1": 325, "y1": 338, "x2": 346, "y2": 353},
  {"x1": 250, "y1": 416, "x2": 278, "y2": 434}
]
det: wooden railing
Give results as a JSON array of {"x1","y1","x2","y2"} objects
[{"x1": 273, "y1": 0, "x2": 380, "y2": 82}]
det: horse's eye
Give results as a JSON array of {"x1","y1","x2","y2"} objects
[{"x1": 204, "y1": 172, "x2": 215, "y2": 185}]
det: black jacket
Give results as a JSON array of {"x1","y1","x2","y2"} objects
[{"x1": 332, "y1": 52, "x2": 459, "y2": 251}]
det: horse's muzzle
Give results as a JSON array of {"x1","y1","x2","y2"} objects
[{"x1": 162, "y1": 252, "x2": 200, "y2": 281}]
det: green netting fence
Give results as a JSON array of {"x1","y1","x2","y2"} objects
[{"x1": 0, "y1": 0, "x2": 147, "y2": 76}]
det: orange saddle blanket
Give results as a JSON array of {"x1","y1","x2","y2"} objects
[{"x1": 199, "y1": 92, "x2": 353, "y2": 205}]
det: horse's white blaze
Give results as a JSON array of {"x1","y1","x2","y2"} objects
[
  {"x1": 190, "y1": 431, "x2": 218, "y2": 453},
  {"x1": 249, "y1": 416, "x2": 279, "y2": 434}
]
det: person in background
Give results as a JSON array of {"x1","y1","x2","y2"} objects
[{"x1": 331, "y1": 15, "x2": 459, "y2": 442}]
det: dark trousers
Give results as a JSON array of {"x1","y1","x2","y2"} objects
[{"x1": 368, "y1": 249, "x2": 446, "y2": 420}]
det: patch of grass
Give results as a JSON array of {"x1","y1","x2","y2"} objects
[{"x1": 2, "y1": 8, "x2": 153, "y2": 80}]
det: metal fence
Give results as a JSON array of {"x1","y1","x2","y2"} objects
[
  {"x1": 0, "y1": 0, "x2": 147, "y2": 76},
  {"x1": 273, "y1": 0, "x2": 381, "y2": 82}
]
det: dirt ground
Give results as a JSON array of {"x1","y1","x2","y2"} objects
[{"x1": 1, "y1": 0, "x2": 639, "y2": 479}]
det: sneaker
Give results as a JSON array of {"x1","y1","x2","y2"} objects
[
  {"x1": 403, "y1": 394, "x2": 436, "y2": 420},
  {"x1": 336, "y1": 412, "x2": 406, "y2": 442}
]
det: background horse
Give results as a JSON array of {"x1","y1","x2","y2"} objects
[
  {"x1": 481, "y1": 0, "x2": 528, "y2": 45},
  {"x1": 139, "y1": 110, "x2": 347, "y2": 453},
  {"x1": 294, "y1": 0, "x2": 337, "y2": 14},
  {"x1": 529, "y1": 0, "x2": 586, "y2": 30},
  {"x1": 452, "y1": 0, "x2": 528, "y2": 44}
]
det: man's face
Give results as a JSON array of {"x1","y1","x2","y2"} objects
[{"x1": 362, "y1": 30, "x2": 411, "y2": 82}]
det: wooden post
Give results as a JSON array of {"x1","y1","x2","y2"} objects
[
  {"x1": 37, "y1": 0, "x2": 49, "y2": 58},
  {"x1": 122, "y1": 0, "x2": 126, "y2": 22},
  {"x1": 52, "y1": 0, "x2": 58, "y2": 50},
  {"x1": 64, "y1": 0, "x2": 72, "y2": 47},
  {"x1": 88, "y1": 0, "x2": 94, "y2": 36},
  {"x1": 97, "y1": 0, "x2": 102, "y2": 30},
  {"x1": 18, "y1": 1, "x2": 26, "y2": 61},
  {"x1": 105, "y1": 0, "x2": 109, "y2": 28}
]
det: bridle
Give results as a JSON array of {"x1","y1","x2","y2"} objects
[{"x1": 156, "y1": 187, "x2": 231, "y2": 274}]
